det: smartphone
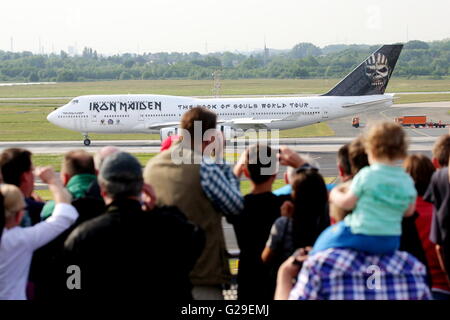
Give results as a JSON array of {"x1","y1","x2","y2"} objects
[
  {"x1": 292, "y1": 259, "x2": 304, "y2": 267},
  {"x1": 291, "y1": 248, "x2": 307, "y2": 267}
]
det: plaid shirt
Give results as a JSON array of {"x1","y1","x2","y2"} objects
[
  {"x1": 200, "y1": 160, "x2": 244, "y2": 216},
  {"x1": 289, "y1": 248, "x2": 431, "y2": 300}
]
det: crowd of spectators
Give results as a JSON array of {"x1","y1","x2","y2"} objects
[{"x1": 0, "y1": 106, "x2": 449, "y2": 300}]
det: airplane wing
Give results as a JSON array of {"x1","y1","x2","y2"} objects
[
  {"x1": 147, "y1": 119, "x2": 228, "y2": 130},
  {"x1": 147, "y1": 122, "x2": 181, "y2": 130},
  {"x1": 341, "y1": 97, "x2": 392, "y2": 109},
  {"x1": 221, "y1": 118, "x2": 284, "y2": 130}
]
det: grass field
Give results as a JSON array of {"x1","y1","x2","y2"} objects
[
  {"x1": 240, "y1": 177, "x2": 336, "y2": 195},
  {"x1": 36, "y1": 177, "x2": 337, "y2": 200},
  {"x1": 394, "y1": 93, "x2": 450, "y2": 104},
  {"x1": 0, "y1": 79, "x2": 331, "y2": 98},
  {"x1": 32, "y1": 153, "x2": 158, "y2": 168},
  {"x1": 239, "y1": 179, "x2": 287, "y2": 196},
  {"x1": 275, "y1": 123, "x2": 334, "y2": 137},
  {"x1": 1, "y1": 78, "x2": 450, "y2": 98}
]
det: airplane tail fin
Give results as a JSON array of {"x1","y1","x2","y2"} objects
[{"x1": 323, "y1": 44, "x2": 403, "y2": 96}]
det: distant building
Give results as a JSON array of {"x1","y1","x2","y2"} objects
[
  {"x1": 68, "y1": 46, "x2": 78, "y2": 57},
  {"x1": 263, "y1": 41, "x2": 269, "y2": 65}
]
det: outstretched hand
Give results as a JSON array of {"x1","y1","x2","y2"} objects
[
  {"x1": 274, "y1": 246, "x2": 311, "y2": 300},
  {"x1": 35, "y1": 166, "x2": 60, "y2": 186},
  {"x1": 35, "y1": 166, "x2": 71, "y2": 204},
  {"x1": 278, "y1": 146, "x2": 305, "y2": 168}
]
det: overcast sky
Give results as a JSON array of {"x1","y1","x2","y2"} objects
[{"x1": 1, "y1": 0, "x2": 449, "y2": 55}]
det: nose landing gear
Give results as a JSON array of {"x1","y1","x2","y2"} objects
[{"x1": 83, "y1": 134, "x2": 91, "y2": 146}]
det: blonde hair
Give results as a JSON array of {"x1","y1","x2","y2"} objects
[
  {"x1": 1, "y1": 184, "x2": 26, "y2": 219},
  {"x1": 364, "y1": 121, "x2": 407, "y2": 160}
]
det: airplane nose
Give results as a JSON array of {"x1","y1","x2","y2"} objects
[{"x1": 47, "y1": 109, "x2": 57, "y2": 123}]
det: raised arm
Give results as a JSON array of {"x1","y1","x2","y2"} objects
[
  {"x1": 329, "y1": 187, "x2": 358, "y2": 211},
  {"x1": 262, "y1": 216, "x2": 290, "y2": 263},
  {"x1": 278, "y1": 146, "x2": 306, "y2": 168},
  {"x1": 261, "y1": 246, "x2": 275, "y2": 264},
  {"x1": 403, "y1": 202, "x2": 416, "y2": 217},
  {"x1": 275, "y1": 248, "x2": 310, "y2": 300},
  {"x1": 274, "y1": 255, "x2": 302, "y2": 300},
  {"x1": 22, "y1": 167, "x2": 78, "y2": 251},
  {"x1": 200, "y1": 162, "x2": 244, "y2": 217}
]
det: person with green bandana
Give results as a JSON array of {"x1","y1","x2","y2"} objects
[
  {"x1": 40, "y1": 150, "x2": 97, "y2": 220},
  {"x1": 30, "y1": 150, "x2": 104, "y2": 300}
]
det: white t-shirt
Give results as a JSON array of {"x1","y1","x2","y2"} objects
[{"x1": 0, "y1": 203, "x2": 78, "y2": 300}]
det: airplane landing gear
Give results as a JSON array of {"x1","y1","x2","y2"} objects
[{"x1": 83, "y1": 134, "x2": 91, "y2": 146}]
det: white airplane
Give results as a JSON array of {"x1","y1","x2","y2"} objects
[{"x1": 47, "y1": 44, "x2": 403, "y2": 146}]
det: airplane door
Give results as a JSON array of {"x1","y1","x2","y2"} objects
[
  {"x1": 139, "y1": 113, "x2": 144, "y2": 121},
  {"x1": 91, "y1": 114, "x2": 97, "y2": 122},
  {"x1": 322, "y1": 107, "x2": 329, "y2": 119},
  {"x1": 81, "y1": 115, "x2": 88, "y2": 131}
]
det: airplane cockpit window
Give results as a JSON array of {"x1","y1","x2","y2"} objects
[{"x1": 72, "y1": 99, "x2": 79, "y2": 104}]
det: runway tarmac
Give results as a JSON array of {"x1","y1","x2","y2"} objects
[
  {"x1": 0, "y1": 135, "x2": 438, "y2": 154},
  {"x1": 327, "y1": 100, "x2": 449, "y2": 138}
]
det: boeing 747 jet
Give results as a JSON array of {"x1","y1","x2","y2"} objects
[{"x1": 47, "y1": 44, "x2": 403, "y2": 145}]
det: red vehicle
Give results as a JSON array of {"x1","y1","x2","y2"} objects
[
  {"x1": 395, "y1": 116, "x2": 427, "y2": 128},
  {"x1": 395, "y1": 116, "x2": 447, "y2": 128}
]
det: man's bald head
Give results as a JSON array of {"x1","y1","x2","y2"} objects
[
  {"x1": 94, "y1": 146, "x2": 120, "y2": 171},
  {"x1": 62, "y1": 150, "x2": 95, "y2": 179}
]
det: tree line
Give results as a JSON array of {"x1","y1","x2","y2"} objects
[{"x1": 0, "y1": 39, "x2": 448, "y2": 82}]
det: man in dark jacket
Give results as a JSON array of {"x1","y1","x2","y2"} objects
[
  {"x1": 30, "y1": 150, "x2": 105, "y2": 300},
  {"x1": 64, "y1": 152, "x2": 204, "y2": 300},
  {"x1": 0, "y1": 148, "x2": 44, "y2": 226}
]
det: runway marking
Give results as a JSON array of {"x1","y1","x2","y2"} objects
[
  {"x1": 408, "y1": 127, "x2": 432, "y2": 137},
  {"x1": 379, "y1": 109, "x2": 391, "y2": 120}
]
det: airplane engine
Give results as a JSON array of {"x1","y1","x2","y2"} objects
[
  {"x1": 217, "y1": 125, "x2": 244, "y2": 140},
  {"x1": 159, "y1": 127, "x2": 179, "y2": 141}
]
